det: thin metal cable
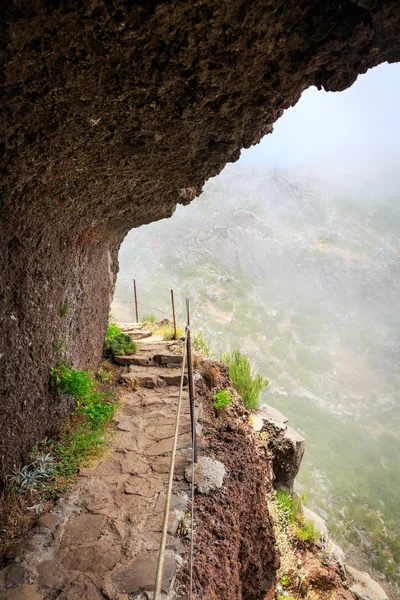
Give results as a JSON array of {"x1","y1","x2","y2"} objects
[
  {"x1": 190, "y1": 416, "x2": 195, "y2": 600},
  {"x1": 186, "y1": 326, "x2": 198, "y2": 463},
  {"x1": 117, "y1": 277, "x2": 184, "y2": 296},
  {"x1": 153, "y1": 334, "x2": 188, "y2": 600},
  {"x1": 112, "y1": 300, "x2": 171, "y2": 316}
]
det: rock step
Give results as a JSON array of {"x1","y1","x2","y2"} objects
[
  {"x1": 115, "y1": 352, "x2": 183, "y2": 368},
  {"x1": 121, "y1": 367, "x2": 187, "y2": 389}
]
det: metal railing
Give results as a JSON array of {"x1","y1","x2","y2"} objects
[{"x1": 113, "y1": 278, "x2": 180, "y2": 340}]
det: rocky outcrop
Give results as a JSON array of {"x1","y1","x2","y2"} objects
[
  {"x1": 346, "y1": 566, "x2": 389, "y2": 600},
  {"x1": 252, "y1": 404, "x2": 306, "y2": 490},
  {"x1": 2, "y1": 0, "x2": 400, "y2": 477}
]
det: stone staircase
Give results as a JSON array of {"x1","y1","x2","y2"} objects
[{"x1": 0, "y1": 325, "x2": 194, "y2": 600}]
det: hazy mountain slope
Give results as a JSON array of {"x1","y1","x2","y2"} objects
[{"x1": 115, "y1": 164, "x2": 400, "y2": 588}]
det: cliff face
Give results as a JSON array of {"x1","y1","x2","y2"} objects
[{"x1": 1, "y1": 0, "x2": 400, "y2": 476}]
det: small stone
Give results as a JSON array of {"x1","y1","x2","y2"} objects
[
  {"x1": 36, "y1": 512, "x2": 59, "y2": 531},
  {"x1": 0, "y1": 585, "x2": 43, "y2": 600},
  {"x1": 154, "y1": 492, "x2": 188, "y2": 514},
  {"x1": 249, "y1": 413, "x2": 264, "y2": 432},
  {"x1": 185, "y1": 456, "x2": 226, "y2": 494}
]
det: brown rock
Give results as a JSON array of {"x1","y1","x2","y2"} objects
[
  {"x1": 80, "y1": 479, "x2": 115, "y2": 514},
  {"x1": 113, "y1": 552, "x2": 176, "y2": 594},
  {"x1": 0, "y1": 563, "x2": 26, "y2": 587},
  {"x1": 36, "y1": 512, "x2": 59, "y2": 531},
  {"x1": 61, "y1": 542, "x2": 122, "y2": 574},
  {"x1": 119, "y1": 453, "x2": 150, "y2": 475},
  {"x1": 0, "y1": 585, "x2": 43, "y2": 600},
  {"x1": 123, "y1": 475, "x2": 164, "y2": 498},
  {"x1": 147, "y1": 434, "x2": 191, "y2": 457},
  {"x1": 55, "y1": 579, "x2": 105, "y2": 600},
  {"x1": 61, "y1": 513, "x2": 106, "y2": 547},
  {"x1": 36, "y1": 559, "x2": 68, "y2": 590}
]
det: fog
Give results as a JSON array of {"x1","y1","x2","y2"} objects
[
  {"x1": 239, "y1": 61, "x2": 400, "y2": 196},
  {"x1": 114, "y1": 63, "x2": 400, "y2": 594}
]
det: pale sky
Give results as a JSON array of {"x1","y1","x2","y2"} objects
[{"x1": 238, "y1": 62, "x2": 400, "y2": 194}]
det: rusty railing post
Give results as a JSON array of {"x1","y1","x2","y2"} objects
[
  {"x1": 171, "y1": 289, "x2": 177, "y2": 340},
  {"x1": 133, "y1": 278, "x2": 139, "y2": 322}
]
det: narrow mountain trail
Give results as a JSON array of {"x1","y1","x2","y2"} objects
[{"x1": 0, "y1": 327, "x2": 194, "y2": 600}]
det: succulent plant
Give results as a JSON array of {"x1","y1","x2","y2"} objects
[{"x1": 9, "y1": 453, "x2": 55, "y2": 493}]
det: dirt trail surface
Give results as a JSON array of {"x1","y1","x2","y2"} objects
[{"x1": 0, "y1": 332, "x2": 193, "y2": 600}]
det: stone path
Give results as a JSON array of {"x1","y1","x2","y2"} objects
[{"x1": 0, "y1": 330, "x2": 194, "y2": 600}]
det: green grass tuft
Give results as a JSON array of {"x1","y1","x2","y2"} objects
[
  {"x1": 192, "y1": 331, "x2": 211, "y2": 356},
  {"x1": 106, "y1": 318, "x2": 122, "y2": 339},
  {"x1": 46, "y1": 363, "x2": 119, "y2": 487},
  {"x1": 141, "y1": 313, "x2": 156, "y2": 323},
  {"x1": 221, "y1": 349, "x2": 269, "y2": 410}
]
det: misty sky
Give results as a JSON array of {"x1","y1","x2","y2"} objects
[{"x1": 238, "y1": 62, "x2": 400, "y2": 193}]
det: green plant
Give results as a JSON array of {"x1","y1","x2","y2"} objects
[
  {"x1": 52, "y1": 336, "x2": 67, "y2": 353},
  {"x1": 213, "y1": 389, "x2": 233, "y2": 412},
  {"x1": 8, "y1": 453, "x2": 55, "y2": 493},
  {"x1": 276, "y1": 490, "x2": 303, "y2": 524},
  {"x1": 46, "y1": 365, "x2": 119, "y2": 485},
  {"x1": 192, "y1": 332, "x2": 211, "y2": 356},
  {"x1": 221, "y1": 349, "x2": 269, "y2": 410},
  {"x1": 162, "y1": 325, "x2": 185, "y2": 341},
  {"x1": 141, "y1": 313, "x2": 156, "y2": 323},
  {"x1": 50, "y1": 361, "x2": 94, "y2": 398},
  {"x1": 60, "y1": 303, "x2": 71, "y2": 318},
  {"x1": 106, "y1": 318, "x2": 122, "y2": 339},
  {"x1": 296, "y1": 520, "x2": 320, "y2": 544},
  {"x1": 276, "y1": 490, "x2": 320, "y2": 544},
  {"x1": 280, "y1": 575, "x2": 289, "y2": 587},
  {"x1": 97, "y1": 366, "x2": 113, "y2": 383},
  {"x1": 104, "y1": 333, "x2": 138, "y2": 359}
]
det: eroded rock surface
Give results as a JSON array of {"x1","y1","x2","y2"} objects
[{"x1": 1, "y1": 0, "x2": 400, "y2": 476}]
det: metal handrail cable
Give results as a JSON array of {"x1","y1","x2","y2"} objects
[{"x1": 153, "y1": 331, "x2": 188, "y2": 600}]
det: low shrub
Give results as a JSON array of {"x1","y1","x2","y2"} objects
[
  {"x1": 104, "y1": 317, "x2": 137, "y2": 359},
  {"x1": 105, "y1": 318, "x2": 122, "y2": 340},
  {"x1": 213, "y1": 389, "x2": 232, "y2": 412},
  {"x1": 104, "y1": 333, "x2": 138, "y2": 359},
  {"x1": 221, "y1": 349, "x2": 269, "y2": 410}
]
